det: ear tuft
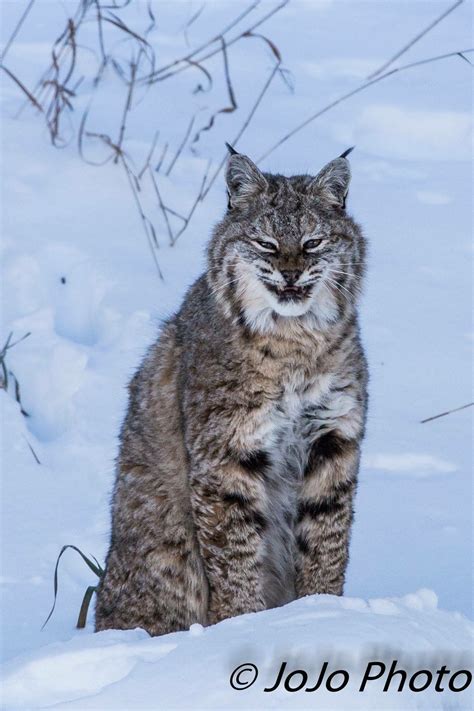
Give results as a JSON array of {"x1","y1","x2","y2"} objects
[
  {"x1": 226, "y1": 152, "x2": 267, "y2": 209},
  {"x1": 225, "y1": 142, "x2": 239, "y2": 156},
  {"x1": 311, "y1": 157, "x2": 351, "y2": 209},
  {"x1": 339, "y1": 145, "x2": 355, "y2": 159}
]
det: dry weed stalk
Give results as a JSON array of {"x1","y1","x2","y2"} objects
[
  {"x1": 2, "y1": 0, "x2": 471, "y2": 274},
  {"x1": 2, "y1": 1, "x2": 286, "y2": 274}
]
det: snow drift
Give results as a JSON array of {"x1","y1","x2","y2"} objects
[{"x1": 2, "y1": 590, "x2": 472, "y2": 710}]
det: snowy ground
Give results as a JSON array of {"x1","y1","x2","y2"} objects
[
  {"x1": 2, "y1": 590, "x2": 473, "y2": 710},
  {"x1": 1, "y1": 1, "x2": 473, "y2": 709}
]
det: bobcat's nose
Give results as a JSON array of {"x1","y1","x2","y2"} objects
[{"x1": 280, "y1": 269, "x2": 302, "y2": 286}]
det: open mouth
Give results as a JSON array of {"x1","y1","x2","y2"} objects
[{"x1": 264, "y1": 283, "x2": 313, "y2": 302}]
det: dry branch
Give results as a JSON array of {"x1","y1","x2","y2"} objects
[
  {"x1": 121, "y1": 156, "x2": 163, "y2": 278},
  {"x1": 23, "y1": 435, "x2": 41, "y2": 465},
  {"x1": 367, "y1": 0, "x2": 464, "y2": 80},
  {"x1": 144, "y1": 1, "x2": 260, "y2": 83},
  {"x1": 148, "y1": 167, "x2": 175, "y2": 246},
  {"x1": 166, "y1": 114, "x2": 196, "y2": 176},
  {"x1": 7, "y1": 1, "x2": 468, "y2": 267},
  {"x1": 420, "y1": 402, "x2": 473, "y2": 424},
  {"x1": 115, "y1": 54, "x2": 139, "y2": 162},
  {"x1": 191, "y1": 37, "x2": 237, "y2": 147},
  {"x1": 202, "y1": 61, "x2": 281, "y2": 198},
  {"x1": 1, "y1": 65, "x2": 43, "y2": 112},
  {"x1": 4, "y1": 0, "x2": 287, "y2": 255},
  {"x1": 170, "y1": 160, "x2": 212, "y2": 245},
  {"x1": 138, "y1": 130, "x2": 160, "y2": 179},
  {"x1": 0, "y1": 0, "x2": 37, "y2": 64},
  {"x1": 0, "y1": 331, "x2": 31, "y2": 417},
  {"x1": 155, "y1": 142, "x2": 169, "y2": 174},
  {"x1": 142, "y1": 1, "x2": 287, "y2": 85},
  {"x1": 257, "y1": 48, "x2": 474, "y2": 163},
  {"x1": 182, "y1": 3, "x2": 206, "y2": 47}
]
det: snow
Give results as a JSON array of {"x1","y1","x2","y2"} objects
[
  {"x1": 2, "y1": 591, "x2": 473, "y2": 710},
  {"x1": 0, "y1": 0, "x2": 472, "y2": 709},
  {"x1": 339, "y1": 104, "x2": 472, "y2": 161},
  {"x1": 364, "y1": 453, "x2": 457, "y2": 475}
]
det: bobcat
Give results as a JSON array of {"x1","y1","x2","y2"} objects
[{"x1": 95, "y1": 146, "x2": 368, "y2": 636}]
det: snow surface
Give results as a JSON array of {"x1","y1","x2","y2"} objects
[
  {"x1": 2, "y1": 590, "x2": 474, "y2": 710},
  {"x1": 1, "y1": 1, "x2": 473, "y2": 709}
]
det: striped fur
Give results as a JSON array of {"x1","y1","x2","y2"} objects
[{"x1": 95, "y1": 151, "x2": 368, "y2": 636}]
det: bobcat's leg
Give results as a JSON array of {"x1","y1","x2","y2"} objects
[
  {"x1": 95, "y1": 322, "x2": 209, "y2": 636},
  {"x1": 95, "y1": 466, "x2": 209, "y2": 636},
  {"x1": 295, "y1": 429, "x2": 359, "y2": 596},
  {"x1": 189, "y1": 451, "x2": 269, "y2": 625}
]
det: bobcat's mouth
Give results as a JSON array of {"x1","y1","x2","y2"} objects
[{"x1": 263, "y1": 282, "x2": 313, "y2": 302}]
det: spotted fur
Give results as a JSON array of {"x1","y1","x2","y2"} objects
[{"x1": 95, "y1": 149, "x2": 368, "y2": 636}]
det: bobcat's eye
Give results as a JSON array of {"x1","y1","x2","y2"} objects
[
  {"x1": 253, "y1": 239, "x2": 279, "y2": 253},
  {"x1": 303, "y1": 238, "x2": 325, "y2": 252}
]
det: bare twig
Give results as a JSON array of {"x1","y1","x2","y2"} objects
[
  {"x1": 11, "y1": 372, "x2": 29, "y2": 417},
  {"x1": 257, "y1": 48, "x2": 474, "y2": 163},
  {"x1": 0, "y1": 332, "x2": 31, "y2": 391},
  {"x1": 243, "y1": 29, "x2": 281, "y2": 62},
  {"x1": 93, "y1": 0, "x2": 107, "y2": 63},
  {"x1": 192, "y1": 37, "x2": 237, "y2": 147},
  {"x1": 121, "y1": 156, "x2": 163, "y2": 278},
  {"x1": 40, "y1": 18, "x2": 80, "y2": 145},
  {"x1": 148, "y1": 167, "x2": 175, "y2": 246},
  {"x1": 166, "y1": 114, "x2": 196, "y2": 176},
  {"x1": 171, "y1": 160, "x2": 212, "y2": 245},
  {"x1": 21, "y1": 2, "x2": 88, "y2": 119},
  {"x1": 6, "y1": 1, "x2": 284, "y2": 259},
  {"x1": 420, "y1": 402, "x2": 473, "y2": 424},
  {"x1": 0, "y1": 65, "x2": 43, "y2": 112},
  {"x1": 457, "y1": 51, "x2": 473, "y2": 65},
  {"x1": 186, "y1": 58, "x2": 213, "y2": 92},
  {"x1": 143, "y1": 1, "x2": 287, "y2": 85},
  {"x1": 145, "y1": 1, "x2": 260, "y2": 82},
  {"x1": 155, "y1": 142, "x2": 169, "y2": 173},
  {"x1": 0, "y1": 0, "x2": 37, "y2": 64},
  {"x1": 102, "y1": 12, "x2": 153, "y2": 52},
  {"x1": 182, "y1": 1, "x2": 286, "y2": 68},
  {"x1": 367, "y1": 0, "x2": 464, "y2": 80},
  {"x1": 0, "y1": 331, "x2": 31, "y2": 417},
  {"x1": 155, "y1": 44, "x2": 275, "y2": 244},
  {"x1": 81, "y1": 122, "x2": 163, "y2": 277},
  {"x1": 22, "y1": 435, "x2": 41, "y2": 465},
  {"x1": 83, "y1": 127, "x2": 123, "y2": 163},
  {"x1": 164, "y1": 206, "x2": 187, "y2": 223},
  {"x1": 78, "y1": 107, "x2": 115, "y2": 166},
  {"x1": 182, "y1": 3, "x2": 206, "y2": 47},
  {"x1": 202, "y1": 61, "x2": 281, "y2": 198},
  {"x1": 138, "y1": 129, "x2": 159, "y2": 179},
  {"x1": 14, "y1": 0, "x2": 89, "y2": 120},
  {"x1": 115, "y1": 53, "x2": 139, "y2": 162}
]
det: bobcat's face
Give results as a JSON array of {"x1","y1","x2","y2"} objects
[
  {"x1": 233, "y1": 200, "x2": 358, "y2": 318},
  {"x1": 208, "y1": 150, "x2": 366, "y2": 329}
]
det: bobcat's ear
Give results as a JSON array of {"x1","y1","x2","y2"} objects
[
  {"x1": 225, "y1": 146, "x2": 267, "y2": 209},
  {"x1": 310, "y1": 155, "x2": 351, "y2": 209}
]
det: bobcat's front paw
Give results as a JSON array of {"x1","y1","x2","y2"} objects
[{"x1": 207, "y1": 593, "x2": 266, "y2": 625}]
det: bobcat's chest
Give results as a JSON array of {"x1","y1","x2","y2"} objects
[
  {"x1": 280, "y1": 368, "x2": 333, "y2": 418},
  {"x1": 255, "y1": 368, "x2": 334, "y2": 608},
  {"x1": 278, "y1": 369, "x2": 333, "y2": 466},
  {"x1": 246, "y1": 367, "x2": 333, "y2": 471}
]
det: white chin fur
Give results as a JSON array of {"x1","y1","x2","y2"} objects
[
  {"x1": 265, "y1": 292, "x2": 313, "y2": 317},
  {"x1": 235, "y1": 263, "x2": 314, "y2": 328},
  {"x1": 234, "y1": 262, "x2": 339, "y2": 333}
]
